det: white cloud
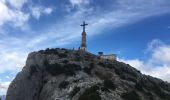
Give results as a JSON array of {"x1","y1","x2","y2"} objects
[
  {"x1": 44, "y1": 7, "x2": 53, "y2": 14},
  {"x1": 0, "y1": 0, "x2": 29, "y2": 29},
  {"x1": 7, "y1": 0, "x2": 27, "y2": 9},
  {"x1": 0, "y1": 0, "x2": 53, "y2": 29},
  {"x1": 120, "y1": 39, "x2": 170, "y2": 82},
  {"x1": 120, "y1": 59, "x2": 145, "y2": 70},
  {"x1": 64, "y1": 0, "x2": 170, "y2": 38},
  {"x1": 152, "y1": 46, "x2": 170, "y2": 64},
  {"x1": 69, "y1": 0, "x2": 89, "y2": 7},
  {"x1": 0, "y1": 0, "x2": 170, "y2": 95},
  {"x1": 0, "y1": 81, "x2": 10, "y2": 95},
  {"x1": 0, "y1": 0, "x2": 11, "y2": 25},
  {"x1": 5, "y1": 76, "x2": 10, "y2": 79},
  {"x1": 30, "y1": 6, "x2": 53, "y2": 19},
  {"x1": 0, "y1": 51, "x2": 26, "y2": 73}
]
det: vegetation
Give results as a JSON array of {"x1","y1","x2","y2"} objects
[
  {"x1": 140, "y1": 78, "x2": 169, "y2": 99},
  {"x1": 121, "y1": 91, "x2": 141, "y2": 100},
  {"x1": 95, "y1": 71, "x2": 113, "y2": 80},
  {"x1": 30, "y1": 65, "x2": 38, "y2": 75},
  {"x1": 106, "y1": 63, "x2": 113, "y2": 69},
  {"x1": 70, "y1": 87, "x2": 80, "y2": 98},
  {"x1": 104, "y1": 79, "x2": 116, "y2": 91},
  {"x1": 41, "y1": 48, "x2": 170, "y2": 100},
  {"x1": 58, "y1": 53, "x2": 68, "y2": 58},
  {"x1": 78, "y1": 85, "x2": 101, "y2": 100},
  {"x1": 98, "y1": 62, "x2": 105, "y2": 67},
  {"x1": 62, "y1": 59, "x2": 69, "y2": 64},
  {"x1": 83, "y1": 62, "x2": 94, "y2": 75},
  {"x1": 63, "y1": 63, "x2": 81, "y2": 76},
  {"x1": 101, "y1": 86, "x2": 110, "y2": 92},
  {"x1": 28, "y1": 65, "x2": 38, "y2": 79},
  {"x1": 46, "y1": 63, "x2": 63, "y2": 76},
  {"x1": 59, "y1": 81, "x2": 69, "y2": 89},
  {"x1": 146, "y1": 92, "x2": 154, "y2": 100},
  {"x1": 135, "y1": 82, "x2": 143, "y2": 91},
  {"x1": 46, "y1": 62, "x2": 81, "y2": 76},
  {"x1": 64, "y1": 50, "x2": 69, "y2": 54},
  {"x1": 41, "y1": 48, "x2": 59, "y2": 55}
]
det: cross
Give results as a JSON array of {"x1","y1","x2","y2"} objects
[{"x1": 80, "y1": 21, "x2": 88, "y2": 32}]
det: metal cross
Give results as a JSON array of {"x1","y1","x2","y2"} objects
[{"x1": 80, "y1": 21, "x2": 88, "y2": 32}]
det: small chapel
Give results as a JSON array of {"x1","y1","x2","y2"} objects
[{"x1": 79, "y1": 21, "x2": 117, "y2": 61}]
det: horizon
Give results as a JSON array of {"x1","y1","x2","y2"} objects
[{"x1": 0, "y1": 0, "x2": 170, "y2": 96}]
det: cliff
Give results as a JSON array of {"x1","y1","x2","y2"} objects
[{"x1": 6, "y1": 48, "x2": 170, "y2": 100}]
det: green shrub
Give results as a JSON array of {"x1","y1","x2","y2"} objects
[
  {"x1": 30, "y1": 65, "x2": 38, "y2": 75},
  {"x1": 104, "y1": 79, "x2": 116, "y2": 91},
  {"x1": 28, "y1": 65, "x2": 38, "y2": 79},
  {"x1": 146, "y1": 92, "x2": 154, "y2": 100},
  {"x1": 70, "y1": 87, "x2": 80, "y2": 98},
  {"x1": 83, "y1": 63, "x2": 94, "y2": 75},
  {"x1": 63, "y1": 64, "x2": 81, "y2": 76},
  {"x1": 83, "y1": 67, "x2": 92, "y2": 75},
  {"x1": 106, "y1": 63, "x2": 113, "y2": 69},
  {"x1": 59, "y1": 81, "x2": 69, "y2": 89},
  {"x1": 140, "y1": 78, "x2": 169, "y2": 99},
  {"x1": 121, "y1": 91, "x2": 141, "y2": 100},
  {"x1": 153, "y1": 86, "x2": 167, "y2": 99},
  {"x1": 58, "y1": 53, "x2": 68, "y2": 58},
  {"x1": 46, "y1": 63, "x2": 81, "y2": 76},
  {"x1": 43, "y1": 48, "x2": 59, "y2": 55},
  {"x1": 64, "y1": 50, "x2": 69, "y2": 54},
  {"x1": 62, "y1": 59, "x2": 69, "y2": 64},
  {"x1": 98, "y1": 62, "x2": 105, "y2": 67},
  {"x1": 101, "y1": 86, "x2": 110, "y2": 92},
  {"x1": 46, "y1": 63, "x2": 63, "y2": 76},
  {"x1": 135, "y1": 82, "x2": 143, "y2": 91},
  {"x1": 78, "y1": 85, "x2": 101, "y2": 100},
  {"x1": 61, "y1": 48, "x2": 66, "y2": 50}
]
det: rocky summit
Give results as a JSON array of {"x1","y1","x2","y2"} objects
[{"x1": 6, "y1": 48, "x2": 170, "y2": 100}]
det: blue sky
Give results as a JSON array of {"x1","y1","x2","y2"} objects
[{"x1": 0, "y1": 0, "x2": 170, "y2": 95}]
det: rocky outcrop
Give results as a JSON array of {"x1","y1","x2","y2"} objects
[{"x1": 6, "y1": 48, "x2": 170, "y2": 100}]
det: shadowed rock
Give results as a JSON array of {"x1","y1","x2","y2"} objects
[{"x1": 6, "y1": 48, "x2": 170, "y2": 100}]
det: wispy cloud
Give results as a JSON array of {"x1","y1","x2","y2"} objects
[
  {"x1": 0, "y1": 0, "x2": 53, "y2": 29},
  {"x1": 120, "y1": 39, "x2": 170, "y2": 82},
  {"x1": 0, "y1": 0, "x2": 29, "y2": 29},
  {"x1": 1, "y1": 0, "x2": 170, "y2": 78},
  {"x1": 69, "y1": 0, "x2": 90, "y2": 7},
  {"x1": 0, "y1": 0, "x2": 170, "y2": 95},
  {"x1": 7, "y1": 0, "x2": 27, "y2": 9},
  {"x1": 0, "y1": 81, "x2": 10, "y2": 95},
  {"x1": 30, "y1": 6, "x2": 53, "y2": 19}
]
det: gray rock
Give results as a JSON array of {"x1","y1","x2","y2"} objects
[{"x1": 6, "y1": 48, "x2": 170, "y2": 100}]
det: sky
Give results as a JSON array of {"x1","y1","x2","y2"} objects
[{"x1": 0, "y1": 0, "x2": 170, "y2": 96}]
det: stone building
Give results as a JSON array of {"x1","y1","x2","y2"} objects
[{"x1": 98, "y1": 52, "x2": 117, "y2": 61}]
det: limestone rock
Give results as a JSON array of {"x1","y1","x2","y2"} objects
[{"x1": 6, "y1": 48, "x2": 170, "y2": 100}]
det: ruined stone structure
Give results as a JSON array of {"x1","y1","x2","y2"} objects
[
  {"x1": 98, "y1": 52, "x2": 117, "y2": 61},
  {"x1": 80, "y1": 21, "x2": 88, "y2": 51},
  {"x1": 100, "y1": 54, "x2": 117, "y2": 61}
]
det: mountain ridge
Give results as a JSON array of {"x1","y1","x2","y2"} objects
[{"x1": 6, "y1": 48, "x2": 170, "y2": 100}]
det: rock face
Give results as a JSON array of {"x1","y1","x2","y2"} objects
[{"x1": 6, "y1": 48, "x2": 170, "y2": 100}]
